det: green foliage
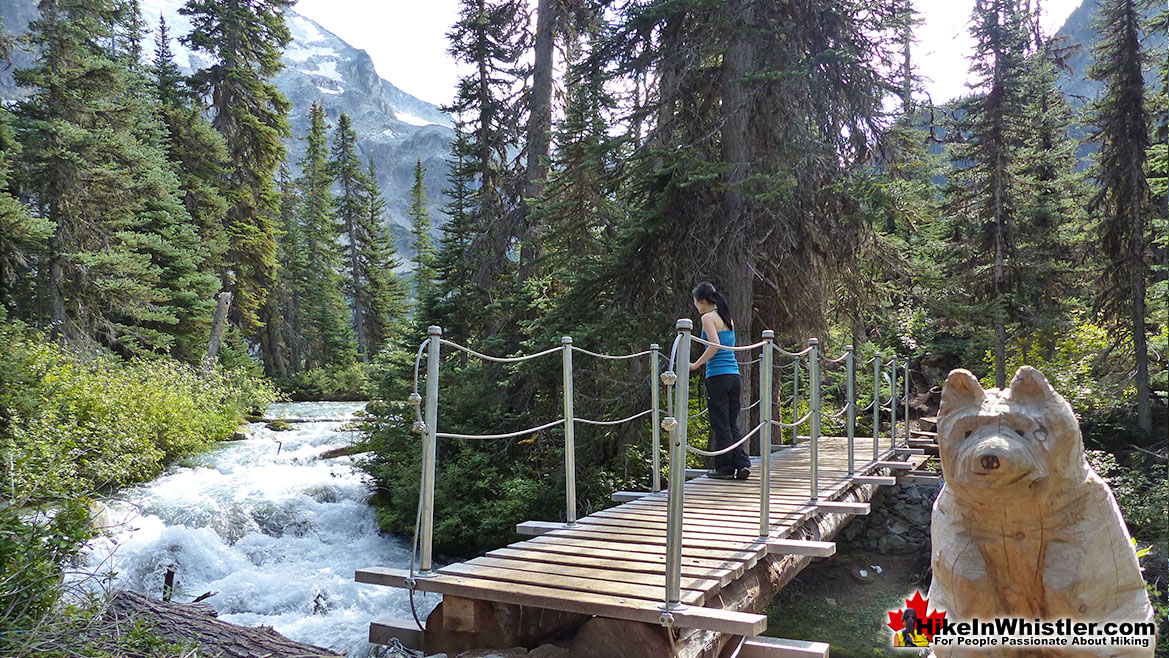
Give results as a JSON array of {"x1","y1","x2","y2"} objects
[
  {"x1": 0, "y1": 323, "x2": 277, "y2": 501},
  {"x1": 278, "y1": 362, "x2": 375, "y2": 401},
  {"x1": 296, "y1": 102, "x2": 356, "y2": 368},
  {"x1": 12, "y1": 0, "x2": 219, "y2": 357},
  {"x1": 1085, "y1": 450, "x2": 1168, "y2": 543},
  {"x1": 0, "y1": 500, "x2": 92, "y2": 645},
  {"x1": 409, "y1": 159, "x2": 436, "y2": 303}
]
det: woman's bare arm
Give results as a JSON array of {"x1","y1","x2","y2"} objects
[{"x1": 690, "y1": 312, "x2": 721, "y2": 371}]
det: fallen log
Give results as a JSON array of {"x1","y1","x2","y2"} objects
[{"x1": 107, "y1": 590, "x2": 342, "y2": 658}]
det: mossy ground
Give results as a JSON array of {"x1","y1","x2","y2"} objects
[{"x1": 763, "y1": 540, "x2": 932, "y2": 658}]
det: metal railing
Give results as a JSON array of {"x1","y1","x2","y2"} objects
[{"x1": 404, "y1": 322, "x2": 914, "y2": 614}]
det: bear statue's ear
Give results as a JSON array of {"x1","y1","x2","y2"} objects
[
  {"x1": 1008, "y1": 366, "x2": 1054, "y2": 407},
  {"x1": 939, "y1": 369, "x2": 985, "y2": 417}
]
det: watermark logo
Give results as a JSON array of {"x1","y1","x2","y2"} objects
[{"x1": 887, "y1": 590, "x2": 947, "y2": 647}]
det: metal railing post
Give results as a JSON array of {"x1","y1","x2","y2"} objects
[
  {"x1": 890, "y1": 354, "x2": 898, "y2": 450},
  {"x1": 420, "y1": 325, "x2": 441, "y2": 574},
  {"x1": 904, "y1": 360, "x2": 911, "y2": 445},
  {"x1": 562, "y1": 336, "x2": 577, "y2": 525},
  {"x1": 809, "y1": 338, "x2": 821, "y2": 503},
  {"x1": 846, "y1": 345, "x2": 855, "y2": 477},
  {"x1": 650, "y1": 344, "x2": 661, "y2": 492},
  {"x1": 872, "y1": 352, "x2": 881, "y2": 463},
  {"x1": 758, "y1": 330, "x2": 774, "y2": 539},
  {"x1": 665, "y1": 319, "x2": 691, "y2": 610}
]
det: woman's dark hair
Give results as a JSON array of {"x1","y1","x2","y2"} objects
[
  {"x1": 692, "y1": 282, "x2": 734, "y2": 329},
  {"x1": 901, "y1": 608, "x2": 919, "y2": 642}
]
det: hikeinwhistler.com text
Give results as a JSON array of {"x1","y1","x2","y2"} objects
[{"x1": 923, "y1": 618, "x2": 1157, "y2": 649}]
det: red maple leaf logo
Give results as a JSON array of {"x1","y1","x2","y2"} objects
[{"x1": 887, "y1": 590, "x2": 947, "y2": 641}]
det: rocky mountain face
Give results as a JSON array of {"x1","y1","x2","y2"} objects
[{"x1": 0, "y1": 0, "x2": 453, "y2": 257}]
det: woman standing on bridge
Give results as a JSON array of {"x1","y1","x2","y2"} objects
[{"x1": 688, "y1": 282, "x2": 752, "y2": 480}]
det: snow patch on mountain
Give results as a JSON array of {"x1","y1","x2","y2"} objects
[
  {"x1": 395, "y1": 112, "x2": 436, "y2": 127},
  {"x1": 309, "y1": 61, "x2": 343, "y2": 83}
]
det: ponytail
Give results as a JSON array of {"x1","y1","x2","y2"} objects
[{"x1": 691, "y1": 281, "x2": 734, "y2": 330}]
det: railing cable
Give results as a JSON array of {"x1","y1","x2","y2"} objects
[
  {"x1": 686, "y1": 422, "x2": 764, "y2": 457},
  {"x1": 439, "y1": 339, "x2": 560, "y2": 363}
]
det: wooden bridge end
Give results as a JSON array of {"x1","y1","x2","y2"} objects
[
  {"x1": 516, "y1": 521, "x2": 567, "y2": 536},
  {"x1": 764, "y1": 539, "x2": 836, "y2": 558},
  {"x1": 611, "y1": 491, "x2": 653, "y2": 502},
  {"x1": 850, "y1": 475, "x2": 897, "y2": 486},
  {"x1": 741, "y1": 636, "x2": 831, "y2": 658},
  {"x1": 814, "y1": 501, "x2": 870, "y2": 515}
]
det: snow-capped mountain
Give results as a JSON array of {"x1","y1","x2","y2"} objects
[{"x1": 0, "y1": 0, "x2": 453, "y2": 255}]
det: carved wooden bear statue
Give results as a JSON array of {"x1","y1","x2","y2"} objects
[{"x1": 928, "y1": 367, "x2": 1155, "y2": 657}]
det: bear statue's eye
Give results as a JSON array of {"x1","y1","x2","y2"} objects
[
  {"x1": 964, "y1": 430, "x2": 972, "y2": 440},
  {"x1": 1034, "y1": 424, "x2": 1048, "y2": 442}
]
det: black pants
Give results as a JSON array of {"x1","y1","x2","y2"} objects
[{"x1": 705, "y1": 374, "x2": 751, "y2": 471}]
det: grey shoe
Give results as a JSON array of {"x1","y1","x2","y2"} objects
[
  {"x1": 707, "y1": 467, "x2": 737, "y2": 480},
  {"x1": 735, "y1": 467, "x2": 751, "y2": 480}
]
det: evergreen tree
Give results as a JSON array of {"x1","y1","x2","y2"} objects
[
  {"x1": 151, "y1": 16, "x2": 184, "y2": 107},
  {"x1": 425, "y1": 120, "x2": 478, "y2": 342},
  {"x1": 297, "y1": 102, "x2": 353, "y2": 367},
  {"x1": 941, "y1": 0, "x2": 1036, "y2": 388},
  {"x1": 331, "y1": 112, "x2": 374, "y2": 359},
  {"x1": 15, "y1": 0, "x2": 216, "y2": 356},
  {"x1": 444, "y1": 0, "x2": 530, "y2": 323},
  {"x1": 0, "y1": 108, "x2": 47, "y2": 311},
  {"x1": 265, "y1": 165, "x2": 306, "y2": 377},
  {"x1": 529, "y1": 19, "x2": 622, "y2": 278},
  {"x1": 1086, "y1": 0, "x2": 1157, "y2": 432},
  {"x1": 181, "y1": 0, "x2": 293, "y2": 336},
  {"x1": 358, "y1": 158, "x2": 408, "y2": 355},
  {"x1": 408, "y1": 159, "x2": 436, "y2": 304},
  {"x1": 1013, "y1": 45, "x2": 1086, "y2": 346},
  {"x1": 150, "y1": 15, "x2": 231, "y2": 317}
]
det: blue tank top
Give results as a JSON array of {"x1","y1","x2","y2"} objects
[{"x1": 700, "y1": 328, "x2": 739, "y2": 378}]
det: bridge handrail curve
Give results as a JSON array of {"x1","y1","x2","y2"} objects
[
  {"x1": 577, "y1": 408, "x2": 655, "y2": 426},
  {"x1": 436, "y1": 418, "x2": 566, "y2": 440},
  {"x1": 571, "y1": 345, "x2": 655, "y2": 360},
  {"x1": 440, "y1": 339, "x2": 561, "y2": 363},
  {"x1": 686, "y1": 421, "x2": 764, "y2": 457},
  {"x1": 774, "y1": 410, "x2": 815, "y2": 428}
]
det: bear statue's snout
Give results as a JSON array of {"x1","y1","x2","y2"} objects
[{"x1": 959, "y1": 430, "x2": 1043, "y2": 486}]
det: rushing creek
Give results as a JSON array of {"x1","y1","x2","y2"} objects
[{"x1": 79, "y1": 401, "x2": 438, "y2": 657}]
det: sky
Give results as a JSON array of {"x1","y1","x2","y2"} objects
[{"x1": 293, "y1": 0, "x2": 1085, "y2": 109}]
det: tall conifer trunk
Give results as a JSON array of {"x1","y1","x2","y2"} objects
[{"x1": 522, "y1": 0, "x2": 556, "y2": 273}]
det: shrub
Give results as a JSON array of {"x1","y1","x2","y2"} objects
[
  {"x1": 277, "y1": 362, "x2": 375, "y2": 401},
  {"x1": 0, "y1": 322, "x2": 278, "y2": 502}
]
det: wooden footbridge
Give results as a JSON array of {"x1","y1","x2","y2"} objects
[{"x1": 357, "y1": 320, "x2": 938, "y2": 657}]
